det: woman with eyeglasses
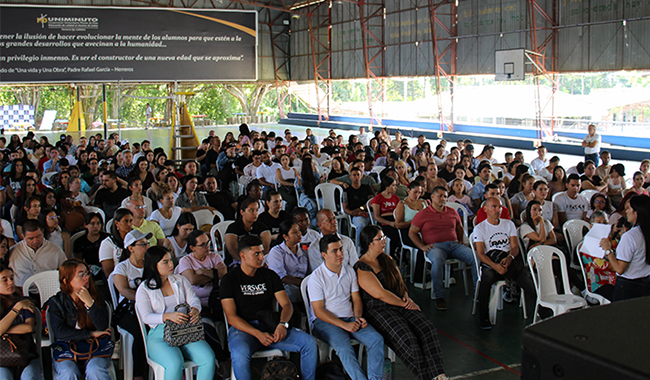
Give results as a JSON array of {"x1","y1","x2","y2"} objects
[
  {"x1": 40, "y1": 209, "x2": 71, "y2": 259},
  {"x1": 168, "y1": 212, "x2": 197, "y2": 260},
  {"x1": 0, "y1": 264, "x2": 44, "y2": 380},
  {"x1": 98, "y1": 208, "x2": 133, "y2": 278},
  {"x1": 355, "y1": 225, "x2": 447, "y2": 380},
  {"x1": 48, "y1": 259, "x2": 112, "y2": 380},
  {"x1": 136, "y1": 246, "x2": 215, "y2": 380},
  {"x1": 586, "y1": 193, "x2": 614, "y2": 221},
  {"x1": 112, "y1": 230, "x2": 152, "y2": 380}
]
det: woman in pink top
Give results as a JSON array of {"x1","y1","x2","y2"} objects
[{"x1": 371, "y1": 176, "x2": 401, "y2": 257}]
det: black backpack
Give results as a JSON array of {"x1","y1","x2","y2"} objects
[
  {"x1": 315, "y1": 361, "x2": 346, "y2": 380},
  {"x1": 260, "y1": 358, "x2": 299, "y2": 380}
]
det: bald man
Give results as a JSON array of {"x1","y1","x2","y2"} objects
[
  {"x1": 471, "y1": 197, "x2": 535, "y2": 330},
  {"x1": 307, "y1": 209, "x2": 358, "y2": 271}
]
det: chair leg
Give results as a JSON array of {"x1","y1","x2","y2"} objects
[
  {"x1": 443, "y1": 262, "x2": 451, "y2": 288},
  {"x1": 520, "y1": 289, "x2": 528, "y2": 320},
  {"x1": 462, "y1": 265, "x2": 470, "y2": 296},
  {"x1": 409, "y1": 249, "x2": 417, "y2": 283},
  {"x1": 471, "y1": 281, "x2": 480, "y2": 315}
]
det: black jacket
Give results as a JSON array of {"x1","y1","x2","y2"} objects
[{"x1": 48, "y1": 291, "x2": 109, "y2": 342}]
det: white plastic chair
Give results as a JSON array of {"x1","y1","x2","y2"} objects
[
  {"x1": 210, "y1": 221, "x2": 234, "y2": 259},
  {"x1": 106, "y1": 218, "x2": 114, "y2": 232},
  {"x1": 42, "y1": 172, "x2": 57, "y2": 187},
  {"x1": 315, "y1": 183, "x2": 354, "y2": 238},
  {"x1": 193, "y1": 209, "x2": 223, "y2": 228},
  {"x1": 533, "y1": 175, "x2": 547, "y2": 183},
  {"x1": 223, "y1": 311, "x2": 287, "y2": 380},
  {"x1": 576, "y1": 242, "x2": 611, "y2": 306},
  {"x1": 107, "y1": 274, "x2": 135, "y2": 380},
  {"x1": 491, "y1": 166, "x2": 504, "y2": 180},
  {"x1": 135, "y1": 306, "x2": 197, "y2": 380},
  {"x1": 469, "y1": 232, "x2": 528, "y2": 325},
  {"x1": 580, "y1": 189, "x2": 600, "y2": 203},
  {"x1": 551, "y1": 191, "x2": 564, "y2": 203},
  {"x1": 393, "y1": 210, "x2": 416, "y2": 280},
  {"x1": 445, "y1": 202, "x2": 470, "y2": 244},
  {"x1": 70, "y1": 231, "x2": 87, "y2": 257},
  {"x1": 562, "y1": 219, "x2": 590, "y2": 269},
  {"x1": 527, "y1": 246, "x2": 588, "y2": 323},
  {"x1": 23, "y1": 270, "x2": 60, "y2": 308}
]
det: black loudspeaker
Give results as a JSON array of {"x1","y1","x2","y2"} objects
[{"x1": 522, "y1": 297, "x2": 650, "y2": 379}]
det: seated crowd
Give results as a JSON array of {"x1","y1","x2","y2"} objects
[{"x1": 1, "y1": 125, "x2": 649, "y2": 380}]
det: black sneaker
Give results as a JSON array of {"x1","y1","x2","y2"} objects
[
  {"x1": 435, "y1": 298, "x2": 448, "y2": 311},
  {"x1": 480, "y1": 317, "x2": 492, "y2": 330}
]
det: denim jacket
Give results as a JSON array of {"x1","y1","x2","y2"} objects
[{"x1": 48, "y1": 291, "x2": 109, "y2": 342}]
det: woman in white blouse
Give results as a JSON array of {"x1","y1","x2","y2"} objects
[
  {"x1": 148, "y1": 190, "x2": 183, "y2": 236},
  {"x1": 135, "y1": 246, "x2": 215, "y2": 380}
]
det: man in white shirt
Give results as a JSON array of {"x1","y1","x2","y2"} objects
[
  {"x1": 9, "y1": 220, "x2": 67, "y2": 291},
  {"x1": 243, "y1": 150, "x2": 263, "y2": 184},
  {"x1": 308, "y1": 234, "x2": 384, "y2": 380},
  {"x1": 555, "y1": 174, "x2": 589, "y2": 226},
  {"x1": 582, "y1": 124, "x2": 601, "y2": 166},
  {"x1": 472, "y1": 197, "x2": 535, "y2": 329},
  {"x1": 357, "y1": 126, "x2": 371, "y2": 146},
  {"x1": 256, "y1": 150, "x2": 281, "y2": 193},
  {"x1": 530, "y1": 146, "x2": 548, "y2": 175},
  {"x1": 307, "y1": 209, "x2": 358, "y2": 271}
]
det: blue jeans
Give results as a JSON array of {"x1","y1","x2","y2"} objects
[
  {"x1": 0, "y1": 358, "x2": 43, "y2": 380},
  {"x1": 52, "y1": 357, "x2": 111, "y2": 380},
  {"x1": 585, "y1": 153, "x2": 599, "y2": 166},
  {"x1": 312, "y1": 317, "x2": 384, "y2": 380},
  {"x1": 228, "y1": 321, "x2": 317, "y2": 380},
  {"x1": 146, "y1": 324, "x2": 215, "y2": 380},
  {"x1": 299, "y1": 193, "x2": 318, "y2": 227},
  {"x1": 352, "y1": 216, "x2": 370, "y2": 244},
  {"x1": 426, "y1": 241, "x2": 478, "y2": 299}
]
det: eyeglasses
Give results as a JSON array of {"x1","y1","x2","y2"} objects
[
  {"x1": 75, "y1": 271, "x2": 91, "y2": 279},
  {"x1": 134, "y1": 205, "x2": 146, "y2": 210},
  {"x1": 135, "y1": 241, "x2": 151, "y2": 247},
  {"x1": 195, "y1": 242, "x2": 210, "y2": 248},
  {"x1": 373, "y1": 236, "x2": 387, "y2": 242},
  {"x1": 47, "y1": 215, "x2": 59, "y2": 221},
  {"x1": 594, "y1": 200, "x2": 606, "y2": 205}
]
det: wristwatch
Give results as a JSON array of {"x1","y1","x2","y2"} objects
[{"x1": 279, "y1": 322, "x2": 289, "y2": 329}]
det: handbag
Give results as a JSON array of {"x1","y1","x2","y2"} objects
[
  {"x1": 0, "y1": 334, "x2": 31, "y2": 367},
  {"x1": 484, "y1": 249, "x2": 509, "y2": 267},
  {"x1": 163, "y1": 303, "x2": 204, "y2": 347},
  {"x1": 260, "y1": 358, "x2": 299, "y2": 380},
  {"x1": 52, "y1": 336, "x2": 115, "y2": 362}
]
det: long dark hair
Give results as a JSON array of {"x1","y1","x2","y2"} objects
[
  {"x1": 628, "y1": 196, "x2": 650, "y2": 264},
  {"x1": 0, "y1": 264, "x2": 23, "y2": 318},
  {"x1": 359, "y1": 225, "x2": 407, "y2": 298},
  {"x1": 615, "y1": 192, "x2": 638, "y2": 214},
  {"x1": 551, "y1": 165, "x2": 566, "y2": 183},
  {"x1": 171, "y1": 212, "x2": 197, "y2": 237},
  {"x1": 524, "y1": 200, "x2": 542, "y2": 230},
  {"x1": 9, "y1": 158, "x2": 25, "y2": 180},
  {"x1": 143, "y1": 246, "x2": 172, "y2": 290},
  {"x1": 380, "y1": 175, "x2": 396, "y2": 193},
  {"x1": 272, "y1": 220, "x2": 296, "y2": 248},
  {"x1": 301, "y1": 156, "x2": 317, "y2": 199},
  {"x1": 590, "y1": 193, "x2": 614, "y2": 214},
  {"x1": 110, "y1": 208, "x2": 133, "y2": 250},
  {"x1": 131, "y1": 157, "x2": 149, "y2": 179}
]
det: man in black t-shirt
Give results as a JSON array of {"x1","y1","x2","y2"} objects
[
  {"x1": 342, "y1": 168, "x2": 373, "y2": 243},
  {"x1": 234, "y1": 143, "x2": 253, "y2": 176},
  {"x1": 92, "y1": 170, "x2": 129, "y2": 220},
  {"x1": 438, "y1": 154, "x2": 458, "y2": 183},
  {"x1": 204, "y1": 175, "x2": 237, "y2": 221},
  {"x1": 220, "y1": 235, "x2": 317, "y2": 380}
]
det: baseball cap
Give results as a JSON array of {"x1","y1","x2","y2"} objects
[
  {"x1": 124, "y1": 230, "x2": 153, "y2": 247},
  {"x1": 120, "y1": 140, "x2": 129, "y2": 146},
  {"x1": 332, "y1": 147, "x2": 341, "y2": 154},
  {"x1": 227, "y1": 142, "x2": 238, "y2": 149}
]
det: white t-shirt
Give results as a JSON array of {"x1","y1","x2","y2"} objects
[
  {"x1": 113, "y1": 259, "x2": 144, "y2": 302},
  {"x1": 617, "y1": 226, "x2": 650, "y2": 280},
  {"x1": 530, "y1": 158, "x2": 547, "y2": 174},
  {"x1": 148, "y1": 206, "x2": 183, "y2": 236},
  {"x1": 472, "y1": 219, "x2": 517, "y2": 254},
  {"x1": 584, "y1": 133, "x2": 601, "y2": 155},
  {"x1": 98, "y1": 236, "x2": 122, "y2": 265},
  {"x1": 519, "y1": 219, "x2": 554, "y2": 250},
  {"x1": 256, "y1": 162, "x2": 281, "y2": 185},
  {"x1": 74, "y1": 193, "x2": 90, "y2": 207},
  {"x1": 554, "y1": 192, "x2": 589, "y2": 221}
]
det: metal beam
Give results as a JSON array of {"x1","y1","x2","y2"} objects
[{"x1": 357, "y1": 0, "x2": 386, "y2": 126}]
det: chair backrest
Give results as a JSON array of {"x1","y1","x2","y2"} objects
[
  {"x1": 107, "y1": 273, "x2": 119, "y2": 309},
  {"x1": 373, "y1": 165, "x2": 385, "y2": 174},
  {"x1": 193, "y1": 209, "x2": 220, "y2": 228},
  {"x1": 527, "y1": 245, "x2": 571, "y2": 298},
  {"x1": 581, "y1": 190, "x2": 599, "y2": 203},
  {"x1": 516, "y1": 227, "x2": 528, "y2": 257},
  {"x1": 491, "y1": 166, "x2": 503, "y2": 180},
  {"x1": 366, "y1": 200, "x2": 377, "y2": 225},
  {"x1": 468, "y1": 232, "x2": 482, "y2": 276},
  {"x1": 42, "y1": 172, "x2": 57, "y2": 186},
  {"x1": 84, "y1": 206, "x2": 107, "y2": 226},
  {"x1": 106, "y1": 218, "x2": 114, "y2": 232},
  {"x1": 562, "y1": 219, "x2": 590, "y2": 255},
  {"x1": 22, "y1": 270, "x2": 60, "y2": 307},
  {"x1": 211, "y1": 221, "x2": 234, "y2": 259},
  {"x1": 445, "y1": 202, "x2": 469, "y2": 244},
  {"x1": 315, "y1": 183, "x2": 345, "y2": 214},
  {"x1": 300, "y1": 274, "x2": 313, "y2": 332},
  {"x1": 70, "y1": 230, "x2": 87, "y2": 257},
  {"x1": 551, "y1": 191, "x2": 564, "y2": 203},
  {"x1": 533, "y1": 175, "x2": 548, "y2": 183},
  {"x1": 576, "y1": 241, "x2": 590, "y2": 292}
]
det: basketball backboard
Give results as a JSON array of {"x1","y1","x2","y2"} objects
[{"x1": 495, "y1": 49, "x2": 525, "y2": 81}]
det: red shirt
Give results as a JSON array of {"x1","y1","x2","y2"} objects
[
  {"x1": 372, "y1": 193, "x2": 399, "y2": 215},
  {"x1": 411, "y1": 205, "x2": 461, "y2": 245},
  {"x1": 475, "y1": 207, "x2": 511, "y2": 225}
]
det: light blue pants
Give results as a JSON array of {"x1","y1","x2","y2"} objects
[
  {"x1": 0, "y1": 358, "x2": 44, "y2": 380},
  {"x1": 146, "y1": 324, "x2": 215, "y2": 380},
  {"x1": 426, "y1": 241, "x2": 478, "y2": 299},
  {"x1": 52, "y1": 357, "x2": 111, "y2": 380},
  {"x1": 352, "y1": 216, "x2": 370, "y2": 244},
  {"x1": 312, "y1": 317, "x2": 384, "y2": 380}
]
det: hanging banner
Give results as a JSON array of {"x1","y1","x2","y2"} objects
[{"x1": 0, "y1": 5, "x2": 257, "y2": 83}]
